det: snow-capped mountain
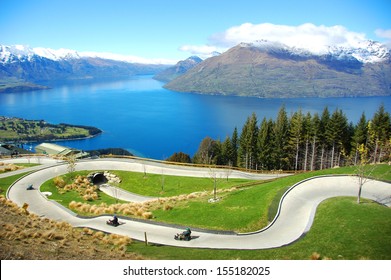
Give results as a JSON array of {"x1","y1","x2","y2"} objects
[
  {"x1": 0, "y1": 44, "x2": 169, "y2": 93},
  {"x1": 165, "y1": 40, "x2": 391, "y2": 98},
  {"x1": 0, "y1": 44, "x2": 175, "y2": 65},
  {"x1": 34, "y1": 47, "x2": 81, "y2": 61},
  {"x1": 0, "y1": 45, "x2": 81, "y2": 63},
  {"x1": 2, "y1": 41, "x2": 390, "y2": 97},
  {"x1": 241, "y1": 39, "x2": 390, "y2": 63}
]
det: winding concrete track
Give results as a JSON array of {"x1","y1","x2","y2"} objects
[{"x1": 3, "y1": 157, "x2": 391, "y2": 250}]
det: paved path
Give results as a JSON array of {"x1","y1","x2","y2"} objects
[
  {"x1": 3, "y1": 157, "x2": 391, "y2": 249},
  {"x1": 98, "y1": 184, "x2": 153, "y2": 203}
]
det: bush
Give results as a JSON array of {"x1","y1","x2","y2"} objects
[
  {"x1": 53, "y1": 176, "x2": 66, "y2": 188},
  {"x1": 163, "y1": 204, "x2": 173, "y2": 211},
  {"x1": 142, "y1": 212, "x2": 153, "y2": 219}
]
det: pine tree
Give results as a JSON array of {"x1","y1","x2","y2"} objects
[
  {"x1": 327, "y1": 109, "x2": 349, "y2": 167},
  {"x1": 238, "y1": 113, "x2": 259, "y2": 169},
  {"x1": 212, "y1": 139, "x2": 223, "y2": 165},
  {"x1": 288, "y1": 109, "x2": 304, "y2": 171},
  {"x1": 302, "y1": 112, "x2": 313, "y2": 171},
  {"x1": 319, "y1": 107, "x2": 331, "y2": 169},
  {"x1": 221, "y1": 135, "x2": 234, "y2": 166},
  {"x1": 192, "y1": 105, "x2": 390, "y2": 171},
  {"x1": 309, "y1": 113, "x2": 321, "y2": 171},
  {"x1": 352, "y1": 112, "x2": 368, "y2": 165},
  {"x1": 231, "y1": 127, "x2": 239, "y2": 167},
  {"x1": 258, "y1": 117, "x2": 275, "y2": 170},
  {"x1": 369, "y1": 104, "x2": 391, "y2": 163},
  {"x1": 273, "y1": 105, "x2": 289, "y2": 170}
]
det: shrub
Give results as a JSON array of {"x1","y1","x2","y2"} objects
[
  {"x1": 163, "y1": 204, "x2": 173, "y2": 211},
  {"x1": 53, "y1": 176, "x2": 66, "y2": 188},
  {"x1": 94, "y1": 231, "x2": 105, "y2": 240},
  {"x1": 142, "y1": 212, "x2": 153, "y2": 219},
  {"x1": 311, "y1": 252, "x2": 321, "y2": 260}
]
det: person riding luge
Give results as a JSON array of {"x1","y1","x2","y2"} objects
[
  {"x1": 107, "y1": 215, "x2": 119, "y2": 226},
  {"x1": 175, "y1": 227, "x2": 191, "y2": 241}
]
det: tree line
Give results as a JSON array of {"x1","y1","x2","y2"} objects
[{"x1": 167, "y1": 104, "x2": 391, "y2": 171}]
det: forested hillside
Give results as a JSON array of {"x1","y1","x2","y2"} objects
[{"x1": 169, "y1": 105, "x2": 391, "y2": 171}]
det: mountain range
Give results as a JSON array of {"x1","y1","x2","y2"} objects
[
  {"x1": 165, "y1": 40, "x2": 391, "y2": 98},
  {"x1": 1, "y1": 41, "x2": 391, "y2": 97},
  {"x1": 0, "y1": 45, "x2": 168, "y2": 92},
  {"x1": 153, "y1": 56, "x2": 202, "y2": 82}
]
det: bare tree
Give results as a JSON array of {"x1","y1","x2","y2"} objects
[
  {"x1": 224, "y1": 165, "x2": 233, "y2": 182},
  {"x1": 355, "y1": 144, "x2": 380, "y2": 204},
  {"x1": 161, "y1": 168, "x2": 165, "y2": 193},
  {"x1": 141, "y1": 160, "x2": 148, "y2": 178},
  {"x1": 208, "y1": 167, "x2": 223, "y2": 202},
  {"x1": 66, "y1": 155, "x2": 76, "y2": 174}
]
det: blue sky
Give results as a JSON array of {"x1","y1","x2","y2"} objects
[{"x1": 1, "y1": 0, "x2": 390, "y2": 62}]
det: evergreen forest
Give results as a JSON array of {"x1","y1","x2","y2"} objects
[{"x1": 167, "y1": 104, "x2": 391, "y2": 171}]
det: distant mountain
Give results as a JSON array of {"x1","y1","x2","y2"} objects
[
  {"x1": 0, "y1": 45, "x2": 169, "y2": 92},
  {"x1": 153, "y1": 56, "x2": 202, "y2": 82},
  {"x1": 165, "y1": 40, "x2": 391, "y2": 98}
]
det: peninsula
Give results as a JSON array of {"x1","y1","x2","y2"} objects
[{"x1": 0, "y1": 117, "x2": 102, "y2": 142}]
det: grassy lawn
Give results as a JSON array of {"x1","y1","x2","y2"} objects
[
  {"x1": 130, "y1": 197, "x2": 391, "y2": 260},
  {"x1": 41, "y1": 171, "x2": 252, "y2": 199},
  {"x1": 150, "y1": 164, "x2": 391, "y2": 232},
  {"x1": 40, "y1": 171, "x2": 122, "y2": 206},
  {"x1": 110, "y1": 170, "x2": 251, "y2": 197},
  {"x1": 40, "y1": 170, "x2": 254, "y2": 217},
  {"x1": 0, "y1": 172, "x2": 30, "y2": 194}
]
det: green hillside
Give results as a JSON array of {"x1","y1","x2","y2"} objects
[{"x1": 0, "y1": 117, "x2": 102, "y2": 142}]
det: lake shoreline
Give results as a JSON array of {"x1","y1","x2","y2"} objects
[
  {"x1": 1, "y1": 76, "x2": 390, "y2": 160},
  {"x1": 0, "y1": 117, "x2": 103, "y2": 144}
]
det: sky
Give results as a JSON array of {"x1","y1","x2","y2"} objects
[{"x1": 1, "y1": 0, "x2": 391, "y2": 63}]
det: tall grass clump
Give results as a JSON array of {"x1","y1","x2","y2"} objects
[{"x1": 53, "y1": 175, "x2": 99, "y2": 201}]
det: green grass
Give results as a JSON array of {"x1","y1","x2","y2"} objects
[
  {"x1": 130, "y1": 197, "x2": 391, "y2": 260},
  {"x1": 151, "y1": 164, "x2": 391, "y2": 232},
  {"x1": 152, "y1": 181, "x2": 277, "y2": 232},
  {"x1": 111, "y1": 170, "x2": 251, "y2": 197},
  {"x1": 40, "y1": 170, "x2": 253, "y2": 217},
  {"x1": 40, "y1": 171, "x2": 121, "y2": 206},
  {"x1": 0, "y1": 172, "x2": 30, "y2": 194}
]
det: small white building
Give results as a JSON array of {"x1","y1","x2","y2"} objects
[{"x1": 35, "y1": 143, "x2": 88, "y2": 158}]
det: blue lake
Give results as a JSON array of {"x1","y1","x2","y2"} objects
[{"x1": 0, "y1": 75, "x2": 390, "y2": 159}]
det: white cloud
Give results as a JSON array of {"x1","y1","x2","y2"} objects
[
  {"x1": 178, "y1": 45, "x2": 223, "y2": 58},
  {"x1": 375, "y1": 28, "x2": 391, "y2": 48},
  {"x1": 181, "y1": 23, "x2": 373, "y2": 56},
  {"x1": 212, "y1": 23, "x2": 369, "y2": 53},
  {"x1": 375, "y1": 28, "x2": 391, "y2": 39}
]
